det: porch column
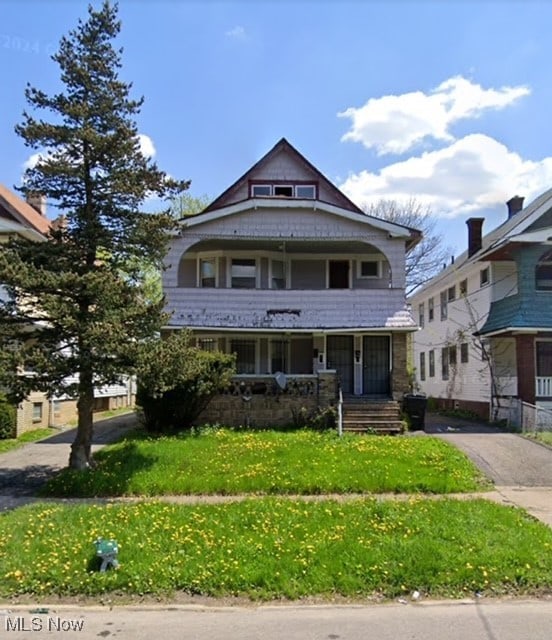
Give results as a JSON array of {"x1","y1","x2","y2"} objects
[
  {"x1": 391, "y1": 333, "x2": 409, "y2": 401},
  {"x1": 515, "y1": 334, "x2": 536, "y2": 405}
]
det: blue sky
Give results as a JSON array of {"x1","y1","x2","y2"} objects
[{"x1": 2, "y1": 0, "x2": 552, "y2": 256}]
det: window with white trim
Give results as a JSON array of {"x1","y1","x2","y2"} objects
[
  {"x1": 274, "y1": 185, "x2": 293, "y2": 197},
  {"x1": 295, "y1": 185, "x2": 316, "y2": 198},
  {"x1": 251, "y1": 184, "x2": 271, "y2": 197},
  {"x1": 271, "y1": 260, "x2": 286, "y2": 289},
  {"x1": 32, "y1": 402, "x2": 43, "y2": 422},
  {"x1": 231, "y1": 258, "x2": 257, "y2": 289},
  {"x1": 480, "y1": 267, "x2": 489, "y2": 287},
  {"x1": 358, "y1": 260, "x2": 379, "y2": 278},
  {"x1": 420, "y1": 352, "x2": 426, "y2": 381},
  {"x1": 536, "y1": 250, "x2": 552, "y2": 291},
  {"x1": 418, "y1": 303, "x2": 425, "y2": 328},
  {"x1": 440, "y1": 290, "x2": 448, "y2": 321},
  {"x1": 428, "y1": 297, "x2": 434, "y2": 322},
  {"x1": 199, "y1": 257, "x2": 216, "y2": 288}
]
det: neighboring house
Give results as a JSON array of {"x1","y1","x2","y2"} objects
[
  {"x1": 162, "y1": 138, "x2": 420, "y2": 427},
  {"x1": 409, "y1": 191, "x2": 552, "y2": 419},
  {"x1": 0, "y1": 184, "x2": 135, "y2": 435}
]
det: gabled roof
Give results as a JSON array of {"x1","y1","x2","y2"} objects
[
  {"x1": 410, "y1": 188, "x2": 552, "y2": 295},
  {"x1": 0, "y1": 183, "x2": 51, "y2": 236},
  {"x1": 185, "y1": 138, "x2": 421, "y2": 250},
  {"x1": 202, "y1": 137, "x2": 363, "y2": 214}
]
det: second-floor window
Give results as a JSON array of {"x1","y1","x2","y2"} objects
[
  {"x1": 419, "y1": 303, "x2": 425, "y2": 328},
  {"x1": 231, "y1": 258, "x2": 257, "y2": 289},
  {"x1": 428, "y1": 297, "x2": 434, "y2": 322},
  {"x1": 440, "y1": 291, "x2": 448, "y2": 321},
  {"x1": 536, "y1": 250, "x2": 552, "y2": 290},
  {"x1": 461, "y1": 342, "x2": 469, "y2": 363},
  {"x1": 358, "y1": 260, "x2": 379, "y2": 278},
  {"x1": 270, "y1": 260, "x2": 286, "y2": 289},
  {"x1": 199, "y1": 258, "x2": 216, "y2": 288},
  {"x1": 480, "y1": 267, "x2": 490, "y2": 287}
]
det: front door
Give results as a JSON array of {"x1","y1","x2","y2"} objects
[
  {"x1": 327, "y1": 335, "x2": 354, "y2": 393},
  {"x1": 362, "y1": 335, "x2": 390, "y2": 395}
]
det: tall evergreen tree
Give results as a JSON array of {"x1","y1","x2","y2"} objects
[{"x1": 0, "y1": 1, "x2": 187, "y2": 468}]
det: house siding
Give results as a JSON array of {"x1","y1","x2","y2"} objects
[{"x1": 164, "y1": 208, "x2": 406, "y2": 290}]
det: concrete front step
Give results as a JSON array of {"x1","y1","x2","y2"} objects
[{"x1": 342, "y1": 399, "x2": 403, "y2": 434}]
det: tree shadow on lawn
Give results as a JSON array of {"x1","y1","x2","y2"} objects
[{"x1": 41, "y1": 439, "x2": 158, "y2": 498}]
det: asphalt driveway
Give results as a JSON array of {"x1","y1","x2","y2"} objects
[
  {"x1": 425, "y1": 413, "x2": 552, "y2": 486},
  {"x1": 0, "y1": 413, "x2": 137, "y2": 503}
]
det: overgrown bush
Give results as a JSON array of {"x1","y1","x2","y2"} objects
[
  {"x1": 0, "y1": 394, "x2": 17, "y2": 439},
  {"x1": 136, "y1": 332, "x2": 236, "y2": 433},
  {"x1": 291, "y1": 405, "x2": 337, "y2": 431}
]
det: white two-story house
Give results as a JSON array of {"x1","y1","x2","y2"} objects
[
  {"x1": 162, "y1": 139, "x2": 420, "y2": 426},
  {"x1": 409, "y1": 190, "x2": 552, "y2": 420}
]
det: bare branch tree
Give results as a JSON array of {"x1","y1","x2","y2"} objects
[{"x1": 363, "y1": 198, "x2": 452, "y2": 295}]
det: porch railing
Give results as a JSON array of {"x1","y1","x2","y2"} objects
[
  {"x1": 337, "y1": 386, "x2": 343, "y2": 437},
  {"x1": 536, "y1": 377, "x2": 552, "y2": 398}
]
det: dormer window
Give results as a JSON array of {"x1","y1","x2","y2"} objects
[
  {"x1": 250, "y1": 183, "x2": 317, "y2": 199},
  {"x1": 251, "y1": 184, "x2": 271, "y2": 197},
  {"x1": 274, "y1": 185, "x2": 293, "y2": 197},
  {"x1": 295, "y1": 185, "x2": 316, "y2": 198}
]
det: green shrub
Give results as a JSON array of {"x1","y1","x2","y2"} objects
[
  {"x1": 291, "y1": 405, "x2": 336, "y2": 431},
  {"x1": 136, "y1": 332, "x2": 236, "y2": 433},
  {"x1": 0, "y1": 394, "x2": 16, "y2": 439}
]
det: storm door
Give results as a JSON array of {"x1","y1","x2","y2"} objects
[
  {"x1": 326, "y1": 335, "x2": 354, "y2": 393},
  {"x1": 362, "y1": 336, "x2": 390, "y2": 395}
]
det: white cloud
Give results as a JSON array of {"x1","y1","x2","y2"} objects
[
  {"x1": 340, "y1": 133, "x2": 552, "y2": 218},
  {"x1": 338, "y1": 76, "x2": 530, "y2": 155},
  {"x1": 138, "y1": 134, "x2": 156, "y2": 158},
  {"x1": 225, "y1": 25, "x2": 247, "y2": 40},
  {"x1": 23, "y1": 152, "x2": 44, "y2": 171}
]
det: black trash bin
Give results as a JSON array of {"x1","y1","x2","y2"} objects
[{"x1": 403, "y1": 394, "x2": 427, "y2": 431}]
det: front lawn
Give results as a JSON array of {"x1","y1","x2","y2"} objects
[
  {"x1": 43, "y1": 429, "x2": 489, "y2": 496},
  {"x1": 1, "y1": 499, "x2": 550, "y2": 600}
]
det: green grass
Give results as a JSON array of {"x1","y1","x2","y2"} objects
[
  {"x1": 1, "y1": 499, "x2": 550, "y2": 600},
  {"x1": 42, "y1": 429, "x2": 490, "y2": 497},
  {"x1": 531, "y1": 432, "x2": 552, "y2": 446},
  {"x1": 0, "y1": 428, "x2": 54, "y2": 455}
]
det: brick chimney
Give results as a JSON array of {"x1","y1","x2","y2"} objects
[
  {"x1": 506, "y1": 195, "x2": 524, "y2": 219},
  {"x1": 466, "y1": 218, "x2": 484, "y2": 257},
  {"x1": 26, "y1": 192, "x2": 47, "y2": 216}
]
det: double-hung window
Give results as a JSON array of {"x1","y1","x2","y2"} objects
[
  {"x1": 199, "y1": 257, "x2": 216, "y2": 287},
  {"x1": 231, "y1": 258, "x2": 257, "y2": 289}
]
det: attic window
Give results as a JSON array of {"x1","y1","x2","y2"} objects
[
  {"x1": 274, "y1": 185, "x2": 293, "y2": 197},
  {"x1": 250, "y1": 183, "x2": 317, "y2": 199},
  {"x1": 251, "y1": 184, "x2": 271, "y2": 197},
  {"x1": 295, "y1": 185, "x2": 316, "y2": 198}
]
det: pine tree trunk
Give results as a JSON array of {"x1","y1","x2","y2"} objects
[{"x1": 69, "y1": 366, "x2": 95, "y2": 470}]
